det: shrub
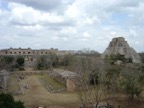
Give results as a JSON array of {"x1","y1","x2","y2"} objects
[{"x1": 0, "y1": 93, "x2": 24, "y2": 108}]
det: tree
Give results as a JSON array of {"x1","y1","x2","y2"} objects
[
  {"x1": 104, "y1": 65, "x2": 121, "y2": 90},
  {"x1": 107, "y1": 53, "x2": 127, "y2": 64},
  {"x1": 0, "y1": 56, "x2": 15, "y2": 71},
  {"x1": 36, "y1": 53, "x2": 60, "y2": 70},
  {"x1": 121, "y1": 66, "x2": 143, "y2": 99},
  {"x1": 138, "y1": 57, "x2": 144, "y2": 84},
  {"x1": 47, "y1": 52, "x2": 59, "y2": 70},
  {"x1": 16, "y1": 56, "x2": 24, "y2": 66},
  {"x1": 75, "y1": 57, "x2": 114, "y2": 108},
  {"x1": 36, "y1": 55, "x2": 48, "y2": 70},
  {"x1": 61, "y1": 54, "x2": 74, "y2": 66},
  {"x1": 0, "y1": 93, "x2": 24, "y2": 108},
  {"x1": 2, "y1": 56, "x2": 15, "y2": 64}
]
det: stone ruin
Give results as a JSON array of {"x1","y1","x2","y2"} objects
[
  {"x1": 0, "y1": 70, "x2": 9, "y2": 91},
  {"x1": 102, "y1": 37, "x2": 141, "y2": 63},
  {"x1": 49, "y1": 69, "x2": 77, "y2": 91}
]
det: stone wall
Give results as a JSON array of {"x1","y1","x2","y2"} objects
[
  {"x1": 49, "y1": 69, "x2": 77, "y2": 91},
  {"x1": 66, "y1": 79, "x2": 76, "y2": 91}
]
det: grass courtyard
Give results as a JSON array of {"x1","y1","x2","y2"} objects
[
  {"x1": 8, "y1": 74, "x2": 78, "y2": 108},
  {"x1": 7, "y1": 72, "x2": 144, "y2": 108}
]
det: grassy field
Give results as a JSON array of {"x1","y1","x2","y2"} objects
[
  {"x1": 8, "y1": 74, "x2": 78, "y2": 108},
  {"x1": 7, "y1": 73, "x2": 144, "y2": 108},
  {"x1": 7, "y1": 73, "x2": 20, "y2": 93}
]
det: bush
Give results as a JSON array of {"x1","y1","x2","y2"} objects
[
  {"x1": 0, "y1": 93, "x2": 24, "y2": 108},
  {"x1": 16, "y1": 56, "x2": 24, "y2": 66},
  {"x1": 2, "y1": 56, "x2": 14, "y2": 64}
]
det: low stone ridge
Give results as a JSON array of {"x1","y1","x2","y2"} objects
[
  {"x1": 0, "y1": 70, "x2": 9, "y2": 90},
  {"x1": 102, "y1": 37, "x2": 141, "y2": 63}
]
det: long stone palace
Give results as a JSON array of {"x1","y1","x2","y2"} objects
[{"x1": 0, "y1": 47, "x2": 74, "y2": 59}]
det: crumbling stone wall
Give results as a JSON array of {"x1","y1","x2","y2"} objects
[
  {"x1": 49, "y1": 69, "x2": 77, "y2": 91},
  {"x1": 66, "y1": 79, "x2": 76, "y2": 91}
]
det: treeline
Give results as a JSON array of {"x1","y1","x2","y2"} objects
[
  {"x1": 35, "y1": 53, "x2": 74, "y2": 70},
  {"x1": 71, "y1": 54, "x2": 144, "y2": 108},
  {"x1": 0, "y1": 56, "x2": 25, "y2": 71}
]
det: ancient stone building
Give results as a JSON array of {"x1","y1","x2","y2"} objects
[
  {"x1": 0, "y1": 48, "x2": 75, "y2": 70},
  {"x1": 0, "y1": 47, "x2": 58, "y2": 56},
  {"x1": 0, "y1": 48, "x2": 58, "y2": 69},
  {"x1": 0, "y1": 47, "x2": 75, "y2": 56},
  {"x1": 102, "y1": 37, "x2": 141, "y2": 63}
]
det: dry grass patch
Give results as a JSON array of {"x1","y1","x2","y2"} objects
[
  {"x1": 9, "y1": 75, "x2": 78, "y2": 107},
  {"x1": 39, "y1": 75, "x2": 66, "y2": 92}
]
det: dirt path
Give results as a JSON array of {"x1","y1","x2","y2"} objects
[{"x1": 14, "y1": 75, "x2": 78, "y2": 108}]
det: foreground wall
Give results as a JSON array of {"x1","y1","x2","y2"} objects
[{"x1": 49, "y1": 69, "x2": 77, "y2": 91}]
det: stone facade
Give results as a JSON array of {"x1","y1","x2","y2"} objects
[
  {"x1": 0, "y1": 48, "x2": 57, "y2": 70},
  {"x1": 102, "y1": 37, "x2": 141, "y2": 63},
  {"x1": 0, "y1": 47, "x2": 58, "y2": 56},
  {"x1": 0, "y1": 47, "x2": 75, "y2": 56},
  {"x1": 0, "y1": 48, "x2": 75, "y2": 70}
]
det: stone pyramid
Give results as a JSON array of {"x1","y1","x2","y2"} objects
[{"x1": 102, "y1": 37, "x2": 141, "y2": 63}]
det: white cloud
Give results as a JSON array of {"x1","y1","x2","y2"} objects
[
  {"x1": 22, "y1": 24, "x2": 43, "y2": 30},
  {"x1": 9, "y1": 3, "x2": 41, "y2": 25},
  {"x1": 40, "y1": 13, "x2": 64, "y2": 24},
  {"x1": 83, "y1": 32, "x2": 91, "y2": 38},
  {"x1": 52, "y1": 36, "x2": 59, "y2": 41},
  {"x1": 65, "y1": 4, "x2": 81, "y2": 19},
  {"x1": 60, "y1": 27, "x2": 77, "y2": 35},
  {"x1": 1, "y1": 0, "x2": 144, "y2": 52},
  {"x1": 129, "y1": 29, "x2": 137, "y2": 36},
  {"x1": 76, "y1": 16, "x2": 100, "y2": 26},
  {"x1": 8, "y1": 3, "x2": 67, "y2": 26},
  {"x1": 110, "y1": 31, "x2": 117, "y2": 36}
]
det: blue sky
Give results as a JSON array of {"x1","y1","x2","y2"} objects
[{"x1": 0, "y1": 0, "x2": 144, "y2": 53}]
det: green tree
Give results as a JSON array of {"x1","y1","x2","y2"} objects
[
  {"x1": 47, "y1": 52, "x2": 59, "y2": 70},
  {"x1": 36, "y1": 55, "x2": 48, "y2": 70},
  {"x1": 16, "y1": 56, "x2": 24, "y2": 66},
  {"x1": 139, "y1": 57, "x2": 144, "y2": 84},
  {"x1": 0, "y1": 93, "x2": 24, "y2": 108},
  {"x1": 2, "y1": 56, "x2": 14, "y2": 64},
  {"x1": 104, "y1": 65, "x2": 121, "y2": 90},
  {"x1": 0, "y1": 56, "x2": 15, "y2": 71},
  {"x1": 61, "y1": 54, "x2": 73, "y2": 66},
  {"x1": 121, "y1": 67, "x2": 143, "y2": 99},
  {"x1": 108, "y1": 53, "x2": 127, "y2": 64},
  {"x1": 36, "y1": 53, "x2": 60, "y2": 70}
]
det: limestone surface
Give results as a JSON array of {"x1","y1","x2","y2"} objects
[{"x1": 0, "y1": 70, "x2": 9, "y2": 90}]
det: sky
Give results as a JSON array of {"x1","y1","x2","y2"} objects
[{"x1": 0, "y1": 0, "x2": 144, "y2": 53}]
